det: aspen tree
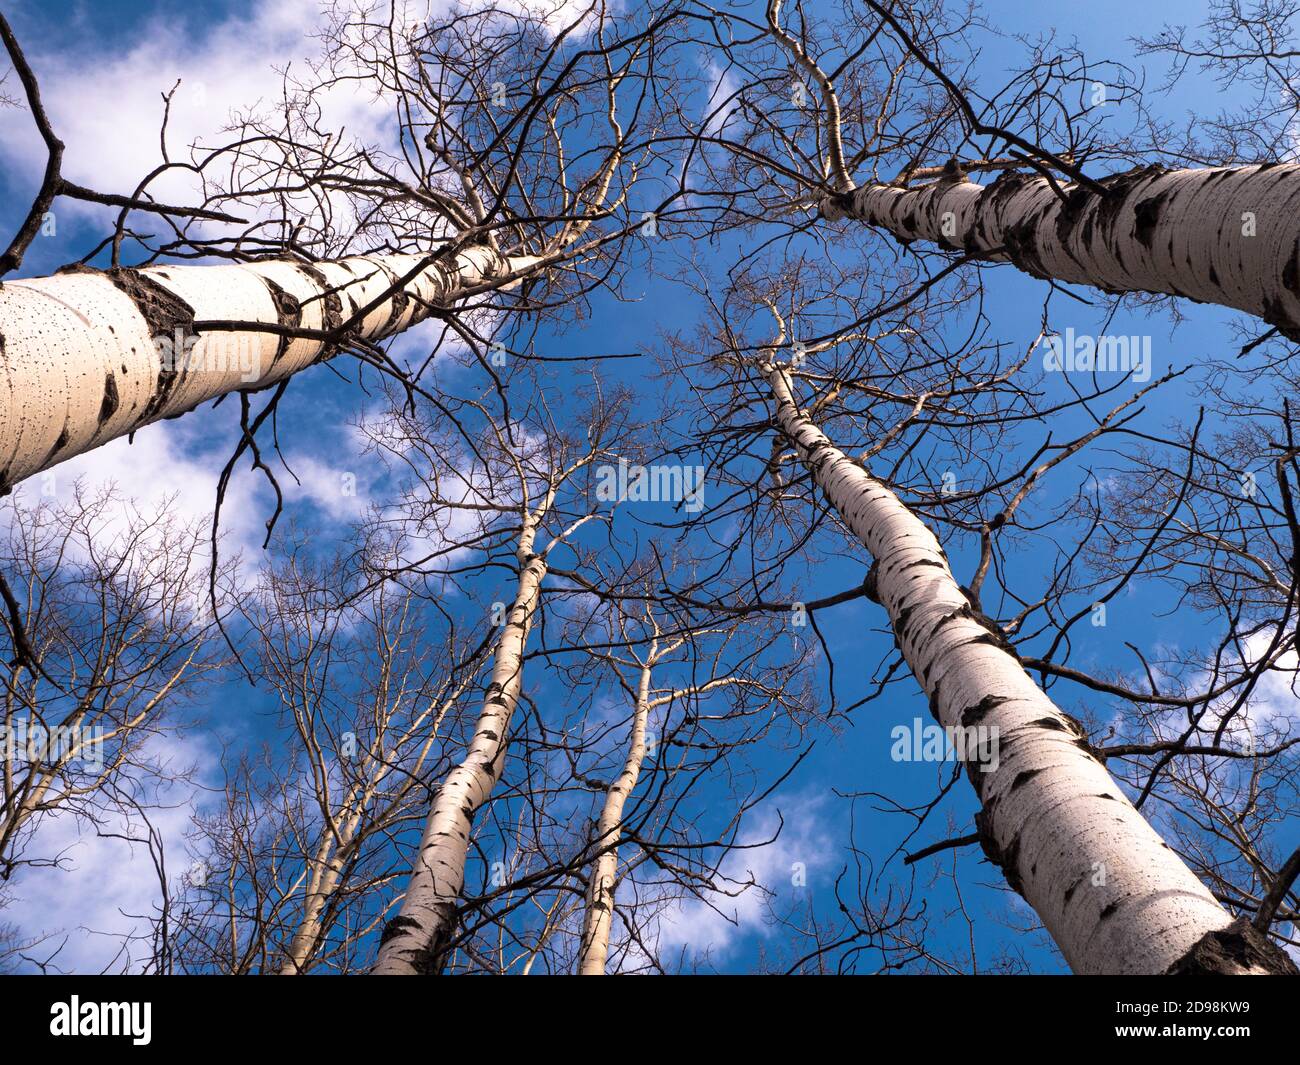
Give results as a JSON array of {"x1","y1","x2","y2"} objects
[
  {"x1": 744, "y1": 0, "x2": 1300, "y2": 339},
  {"x1": 577, "y1": 654, "x2": 654, "y2": 975},
  {"x1": 0, "y1": 3, "x2": 658, "y2": 492},
  {"x1": 762, "y1": 357, "x2": 1297, "y2": 974},
  {"x1": 370, "y1": 393, "x2": 607, "y2": 974},
  {"x1": 0, "y1": 247, "x2": 540, "y2": 494},
  {"x1": 371, "y1": 513, "x2": 552, "y2": 974}
]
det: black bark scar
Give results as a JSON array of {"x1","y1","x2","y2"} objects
[
  {"x1": 1165, "y1": 917, "x2": 1299, "y2": 975},
  {"x1": 107, "y1": 268, "x2": 195, "y2": 423}
]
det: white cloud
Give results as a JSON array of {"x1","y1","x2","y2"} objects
[
  {"x1": 0, "y1": 0, "x2": 428, "y2": 251},
  {"x1": 641, "y1": 792, "x2": 833, "y2": 966},
  {"x1": 15, "y1": 412, "x2": 263, "y2": 551},
  {"x1": 278, "y1": 449, "x2": 371, "y2": 522},
  {"x1": 3, "y1": 729, "x2": 217, "y2": 974},
  {"x1": 2, "y1": 2, "x2": 312, "y2": 200},
  {"x1": 703, "y1": 62, "x2": 741, "y2": 137},
  {"x1": 1, "y1": 393, "x2": 390, "y2": 591},
  {"x1": 1, "y1": 0, "x2": 608, "y2": 247},
  {"x1": 1229, "y1": 628, "x2": 1300, "y2": 737}
]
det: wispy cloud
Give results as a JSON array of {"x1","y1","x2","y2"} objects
[
  {"x1": 627, "y1": 791, "x2": 835, "y2": 970},
  {"x1": 5, "y1": 728, "x2": 218, "y2": 974}
]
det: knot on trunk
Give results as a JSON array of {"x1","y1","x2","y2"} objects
[
  {"x1": 862, "y1": 562, "x2": 881, "y2": 604},
  {"x1": 820, "y1": 190, "x2": 857, "y2": 219},
  {"x1": 974, "y1": 809, "x2": 1026, "y2": 898},
  {"x1": 1164, "y1": 917, "x2": 1299, "y2": 975}
]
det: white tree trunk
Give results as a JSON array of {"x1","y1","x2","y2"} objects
[
  {"x1": 766, "y1": 362, "x2": 1297, "y2": 975},
  {"x1": 822, "y1": 164, "x2": 1300, "y2": 335},
  {"x1": 277, "y1": 840, "x2": 346, "y2": 976},
  {"x1": 577, "y1": 659, "x2": 652, "y2": 975},
  {"x1": 371, "y1": 528, "x2": 546, "y2": 976},
  {"x1": 277, "y1": 803, "x2": 368, "y2": 975},
  {"x1": 0, "y1": 245, "x2": 537, "y2": 492}
]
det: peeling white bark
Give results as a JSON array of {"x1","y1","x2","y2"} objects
[
  {"x1": 766, "y1": 362, "x2": 1291, "y2": 975},
  {"x1": 0, "y1": 245, "x2": 538, "y2": 492},
  {"x1": 577, "y1": 660, "x2": 652, "y2": 975},
  {"x1": 371, "y1": 528, "x2": 546, "y2": 976},
  {"x1": 822, "y1": 164, "x2": 1300, "y2": 335}
]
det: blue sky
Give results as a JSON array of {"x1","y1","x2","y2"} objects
[{"x1": 1, "y1": 0, "x2": 1295, "y2": 973}]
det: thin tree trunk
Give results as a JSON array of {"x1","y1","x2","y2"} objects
[
  {"x1": 765, "y1": 361, "x2": 1298, "y2": 975},
  {"x1": 277, "y1": 823, "x2": 354, "y2": 975},
  {"x1": 577, "y1": 657, "x2": 653, "y2": 975},
  {"x1": 822, "y1": 164, "x2": 1300, "y2": 336},
  {"x1": 0, "y1": 245, "x2": 538, "y2": 492},
  {"x1": 371, "y1": 526, "x2": 547, "y2": 975}
]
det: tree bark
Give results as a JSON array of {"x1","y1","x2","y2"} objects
[
  {"x1": 0, "y1": 245, "x2": 537, "y2": 493},
  {"x1": 371, "y1": 526, "x2": 546, "y2": 975},
  {"x1": 277, "y1": 817, "x2": 358, "y2": 975},
  {"x1": 822, "y1": 163, "x2": 1300, "y2": 337},
  {"x1": 577, "y1": 658, "x2": 653, "y2": 975},
  {"x1": 765, "y1": 361, "x2": 1298, "y2": 975}
]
